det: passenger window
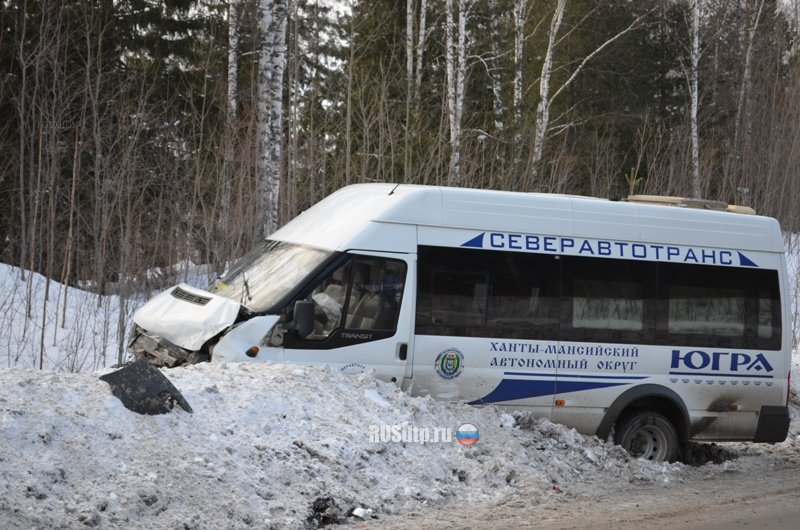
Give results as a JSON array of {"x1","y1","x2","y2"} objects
[
  {"x1": 667, "y1": 284, "x2": 744, "y2": 337},
  {"x1": 757, "y1": 291, "x2": 776, "y2": 340},
  {"x1": 657, "y1": 264, "x2": 781, "y2": 350},
  {"x1": 416, "y1": 246, "x2": 559, "y2": 339},
  {"x1": 427, "y1": 271, "x2": 487, "y2": 327},
  {"x1": 302, "y1": 256, "x2": 406, "y2": 340},
  {"x1": 573, "y1": 278, "x2": 643, "y2": 331},
  {"x1": 561, "y1": 258, "x2": 654, "y2": 344}
]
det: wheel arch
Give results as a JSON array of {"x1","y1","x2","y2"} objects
[{"x1": 596, "y1": 384, "x2": 690, "y2": 443}]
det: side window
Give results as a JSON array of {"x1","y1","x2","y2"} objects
[
  {"x1": 345, "y1": 258, "x2": 406, "y2": 331},
  {"x1": 416, "y1": 246, "x2": 559, "y2": 339},
  {"x1": 561, "y1": 257, "x2": 654, "y2": 344},
  {"x1": 427, "y1": 271, "x2": 488, "y2": 328},
  {"x1": 306, "y1": 261, "x2": 351, "y2": 339},
  {"x1": 302, "y1": 256, "x2": 406, "y2": 340},
  {"x1": 657, "y1": 263, "x2": 781, "y2": 350}
]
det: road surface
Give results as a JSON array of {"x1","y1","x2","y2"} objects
[{"x1": 367, "y1": 448, "x2": 800, "y2": 530}]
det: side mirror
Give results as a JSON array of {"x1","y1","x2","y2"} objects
[{"x1": 290, "y1": 300, "x2": 315, "y2": 337}]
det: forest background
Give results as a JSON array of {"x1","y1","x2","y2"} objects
[{"x1": 2, "y1": 0, "x2": 800, "y2": 367}]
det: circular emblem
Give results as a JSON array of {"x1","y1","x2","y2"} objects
[
  {"x1": 435, "y1": 348, "x2": 464, "y2": 379},
  {"x1": 456, "y1": 423, "x2": 479, "y2": 446}
]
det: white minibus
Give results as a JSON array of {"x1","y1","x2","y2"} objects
[{"x1": 129, "y1": 184, "x2": 791, "y2": 461}]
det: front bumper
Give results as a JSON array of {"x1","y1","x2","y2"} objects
[{"x1": 128, "y1": 327, "x2": 193, "y2": 367}]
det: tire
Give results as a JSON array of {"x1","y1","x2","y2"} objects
[{"x1": 614, "y1": 410, "x2": 679, "y2": 462}]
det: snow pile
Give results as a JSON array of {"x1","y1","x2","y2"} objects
[
  {"x1": 0, "y1": 363, "x2": 674, "y2": 529},
  {"x1": 0, "y1": 264, "x2": 127, "y2": 371},
  {"x1": 0, "y1": 262, "x2": 214, "y2": 372}
]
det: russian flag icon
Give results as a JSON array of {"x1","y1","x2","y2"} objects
[{"x1": 456, "y1": 423, "x2": 480, "y2": 446}]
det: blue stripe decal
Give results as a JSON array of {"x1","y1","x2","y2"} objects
[
  {"x1": 469, "y1": 379, "x2": 555, "y2": 404},
  {"x1": 504, "y1": 371, "x2": 646, "y2": 380},
  {"x1": 469, "y1": 378, "x2": 628, "y2": 405}
]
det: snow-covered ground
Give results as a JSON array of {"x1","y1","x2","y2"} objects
[
  {"x1": 0, "y1": 364, "x2": 712, "y2": 529},
  {"x1": 1, "y1": 262, "x2": 799, "y2": 528},
  {"x1": 0, "y1": 360, "x2": 798, "y2": 529},
  {"x1": 0, "y1": 262, "x2": 211, "y2": 372}
]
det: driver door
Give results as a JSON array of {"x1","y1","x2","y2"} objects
[{"x1": 283, "y1": 251, "x2": 414, "y2": 384}]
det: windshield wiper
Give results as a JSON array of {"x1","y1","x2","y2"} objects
[{"x1": 242, "y1": 273, "x2": 252, "y2": 304}]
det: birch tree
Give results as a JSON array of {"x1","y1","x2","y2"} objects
[
  {"x1": 489, "y1": 0, "x2": 505, "y2": 134},
  {"x1": 530, "y1": 0, "x2": 566, "y2": 184},
  {"x1": 529, "y1": 0, "x2": 647, "y2": 187},
  {"x1": 257, "y1": 0, "x2": 288, "y2": 238},
  {"x1": 415, "y1": 0, "x2": 428, "y2": 105},
  {"x1": 732, "y1": 0, "x2": 765, "y2": 176},
  {"x1": 513, "y1": 0, "x2": 527, "y2": 171},
  {"x1": 221, "y1": 0, "x2": 239, "y2": 250},
  {"x1": 689, "y1": 0, "x2": 700, "y2": 198},
  {"x1": 405, "y1": 0, "x2": 414, "y2": 181},
  {"x1": 445, "y1": 0, "x2": 470, "y2": 185}
]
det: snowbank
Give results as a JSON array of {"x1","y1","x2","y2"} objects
[
  {"x1": 0, "y1": 262, "x2": 212, "y2": 372},
  {"x1": 0, "y1": 263, "x2": 128, "y2": 371},
  {"x1": 0, "y1": 363, "x2": 677, "y2": 529}
]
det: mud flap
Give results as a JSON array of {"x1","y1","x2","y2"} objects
[{"x1": 100, "y1": 358, "x2": 193, "y2": 415}]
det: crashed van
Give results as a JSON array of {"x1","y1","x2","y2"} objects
[{"x1": 129, "y1": 184, "x2": 791, "y2": 461}]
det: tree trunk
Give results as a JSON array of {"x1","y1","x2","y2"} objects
[
  {"x1": 221, "y1": 0, "x2": 239, "y2": 266},
  {"x1": 689, "y1": 0, "x2": 700, "y2": 198},
  {"x1": 445, "y1": 0, "x2": 469, "y2": 185},
  {"x1": 405, "y1": 0, "x2": 414, "y2": 181},
  {"x1": 732, "y1": 0, "x2": 765, "y2": 182},
  {"x1": 530, "y1": 0, "x2": 566, "y2": 186},
  {"x1": 513, "y1": 0, "x2": 526, "y2": 172},
  {"x1": 490, "y1": 0, "x2": 505, "y2": 133},
  {"x1": 415, "y1": 0, "x2": 428, "y2": 105},
  {"x1": 257, "y1": 0, "x2": 287, "y2": 238}
]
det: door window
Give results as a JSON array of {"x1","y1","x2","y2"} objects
[{"x1": 302, "y1": 255, "x2": 407, "y2": 341}]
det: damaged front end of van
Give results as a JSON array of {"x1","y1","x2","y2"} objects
[{"x1": 127, "y1": 240, "x2": 331, "y2": 367}]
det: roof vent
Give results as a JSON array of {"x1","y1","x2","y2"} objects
[{"x1": 626, "y1": 195, "x2": 756, "y2": 215}]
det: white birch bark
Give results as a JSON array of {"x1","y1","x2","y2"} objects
[
  {"x1": 689, "y1": 0, "x2": 700, "y2": 198},
  {"x1": 445, "y1": 0, "x2": 458, "y2": 184},
  {"x1": 257, "y1": 0, "x2": 274, "y2": 237},
  {"x1": 732, "y1": 0, "x2": 765, "y2": 166},
  {"x1": 345, "y1": 14, "x2": 354, "y2": 185},
  {"x1": 530, "y1": 0, "x2": 566, "y2": 183},
  {"x1": 513, "y1": 0, "x2": 526, "y2": 168},
  {"x1": 490, "y1": 0, "x2": 504, "y2": 133},
  {"x1": 445, "y1": 0, "x2": 469, "y2": 185},
  {"x1": 257, "y1": 0, "x2": 287, "y2": 238},
  {"x1": 221, "y1": 0, "x2": 238, "y2": 242},
  {"x1": 415, "y1": 0, "x2": 428, "y2": 103},
  {"x1": 530, "y1": 0, "x2": 643, "y2": 186},
  {"x1": 405, "y1": 0, "x2": 414, "y2": 180},
  {"x1": 406, "y1": 0, "x2": 414, "y2": 94}
]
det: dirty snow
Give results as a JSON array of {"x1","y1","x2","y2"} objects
[
  {"x1": 0, "y1": 262, "x2": 799, "y2": 528},
  {"x1": 1, "y1": 363, "x2": 680, "y2": 529}
]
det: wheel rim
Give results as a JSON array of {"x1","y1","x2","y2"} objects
[{"x1": 627, "y1": 425, "x2": 669, "y2": 461}]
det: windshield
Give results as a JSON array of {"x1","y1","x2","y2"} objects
[{"x1": 208, "y1": 240, "x2": 333, "y2": 312}]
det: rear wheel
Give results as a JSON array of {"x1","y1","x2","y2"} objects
[{"x1": 614, "y1": 410, "x2": 679, "y2": 462}]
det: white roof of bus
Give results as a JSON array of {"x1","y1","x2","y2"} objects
[{"x1": 269, "y1": 183, "x2": 783, "y2": 254}]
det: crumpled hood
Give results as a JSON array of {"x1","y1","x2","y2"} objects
[{"x1": 132, "y1": 283, "x2": 243, "y2": 351}]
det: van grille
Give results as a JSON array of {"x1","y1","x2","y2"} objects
[{"x1": 171, "y1": 286, "x2": 211, "y2": 306}]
